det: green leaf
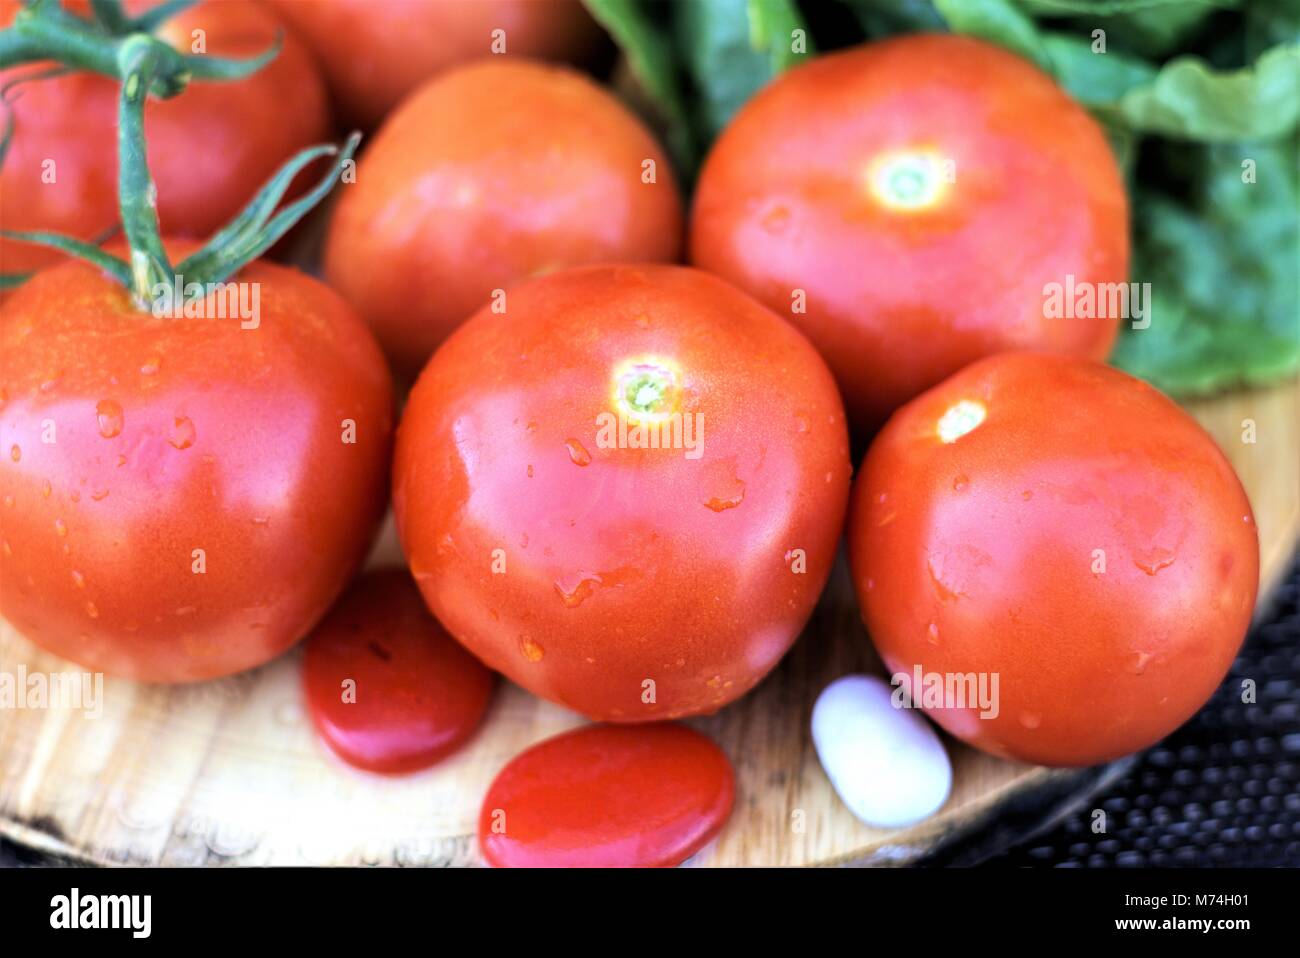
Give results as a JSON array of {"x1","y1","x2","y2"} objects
[
  {"x1": 1015, "y1": 0, "x2": 1217, "y2": 10},
  {"x1": 1039, "y1": 33, "x2": 1157, "y2": 106},
  {"x1": 933, "y1": 0, "x2": 1051, "y2": 69},
  {"x1": 1243, "y1": 0, "x2": 1300, "y2": 59},
  {"x1": 1016, "y1": 0, "x2": 1237, "y2": 59},
  {"x1": 1111, "y1": 136, "x2": 1300, "y2": 394},
  {"x1": 748, "y1": 0, "x2": 809, "y2": 71},
  {"x1": 581, "y1": 0, "x2": 696, "y2": 171},
  {"x1": 673, "y1": 0, "x2": 811, "y2": 140},
  {"x1": 1110, "y1": 43, "x2": 1300, "y2": 140},
  {"x1": 847, "y1": 0, "x2": 947, "y2": 37}
]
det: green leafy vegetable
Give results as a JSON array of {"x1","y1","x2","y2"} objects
[
  {"x1": 933, "y1": 0, "x2": 1049, "y2": 68},
  {"x1": 1111, "y1": 136, "x2": 1299, "y2": 393},
  {"x1": 848, "y1": 0, "x2": 946, "y2": 36},
  {"x1": 1017, "y1": 0, "x2": 1238, "y2": 59},
  {"x1": 582, "y1": 0, "x2": 697, "y2": 170},
  {"x1": 674, "y1": 0, "x2": 811, "y2": 139},
  {"x1": 1039, "y1": 34, "x2": 1157, "y2": 106},
  {"x1": 1108, "y1": 43, "x2": 1300, "y2": 140}
]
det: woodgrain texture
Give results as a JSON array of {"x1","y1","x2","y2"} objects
[{"x1": 1, "y1": 377, "x2": 1295, "y2": 867}]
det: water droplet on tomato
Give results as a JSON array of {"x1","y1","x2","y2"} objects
[
  {"x1": 1133, "y1": 547, "x2": 1176, "y2": 576},
  {"x1": 927, "y1": 622, "x2": 940, "y2": 644},
  {"x1": 2, "y1": 495, "x2": 11, "y2": 509},
  {"x1": 554, "y1": 572, "x2": 600, "y2": 608},
  {"x1": 95, "y1": 399, "x2": 123, "y2": 438},
  {"x1": 1018, "y1": 712, "x2": 1041, "y2": 730},
  {"x1": 705, "y1": 488, "x2": 745, "y2": 512},
  {"x1": 1129, "y1": 651, "x2": 1153, "y2": 675},
  {"x1": 85, "y1": 601, "x2": 99, "y2": 619},
  {"x1": 54, "y1": 518, "x2": 68, "y2": 537},
  {"x1": 9, "y1": 445, "x2": 20, "y2": 462},
  {"x1": 701, "y1": 459, "x2": 746, "y2": 512},
  {"x1": 140, "y1": 355, "x2": 162, "y2": 376},
  {"x1": 169, "y1": 416, "x2": 195, "y2": 450},
  {"x1": 794, "y1": 414, "x2": 810, "y2": 433},
  {"x1": 71, "y1": 570, "x2": 85, "y2": 589},
  {"x1": 91, "y1": 488, "x2": 109, "y2": 501},
  {"x1": 41, "y1": 480, "x2": 50, "y2": 499},
  {"x1": 564, "y1": 438, "x2": 591, "y2": 466},
  {"x1": 519, "y1": 636, "x2": 545, "y2": 662},
  {"x1": 952, "y1": 474, "x2": 968, "y2": 492}
]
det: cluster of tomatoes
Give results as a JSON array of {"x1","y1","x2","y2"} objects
[{"x1": 0, "y1": 2, "x2": 1260, "y2": 865}]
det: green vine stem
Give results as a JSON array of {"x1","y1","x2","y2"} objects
[
  {"x1": 117, "y1": 35, "x2": 173, "y2": 304},
  {"x1": 0, "y1": 0, "x2": 279, "y2": 95},
  {"x1": 4, "y1": 54, "x2": 358, "y2": 310},
  {"x1": 1, "y1": 0, "x2": 355, "y2": 307}
]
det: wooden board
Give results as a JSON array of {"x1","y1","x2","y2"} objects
[{"x1": 1, "y1": 377, "x2": 1296, "y2": 867}]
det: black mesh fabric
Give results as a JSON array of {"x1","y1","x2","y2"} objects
[{"x1": 985, "y1": 556, "x2": 1300, "y2": 867}]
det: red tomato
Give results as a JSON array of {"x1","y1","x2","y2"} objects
[
  {"x1": 0, "y1": 248, "x2": 394, "y2": 682},
  {"x1": 847, "y1": 353, "x2": 1258, "y2": 767},
  {"x1": 479, "y1": 723, "x2": 734, "y2": 867},
  {"x1": 268, "y1": 0, "x2": 603, "y2": 128},
  {"x1": 302, "y1": 569, "x2": 495, "y2": 774},
  {"x1": 393, "y1": 264, "x2": 850, "y2": 721},
  {"x1": 691, "y1": 35, "x2": 1129, "y2": 432},
  {"x1": 324, "y1": 58, "x2": 683, "y2": 376},
  {"x1": 0, "y1": 0, "x2": 331, "y2": 276}
]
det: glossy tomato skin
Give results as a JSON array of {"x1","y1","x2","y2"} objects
[
  {"x1": 302, "y1": 569, "x2": 495, "y2": 774},
  {"x1": 691, "y1": 35, "x2": 1129, "y2": 432},
  {"x1": 0, "y1": 0, "x2": 330, "y2": 276},
  {"x1": 324, "y1": 59, "x2": 683, "y2": 376},
  {"x1": 847, "y1": 354, "x2": 1258, "y2": 767},
  {"x1": 268, "y1": 0, "x2": 603, "y2": 128},
  {"x1": 0, "y1": 250, "x2": 394, "y2": 683},
  {"x1": 394, "y1": 265, "x2": 851, "y2": 721},
  {"x1": 479, "y1": 723, "x2": 735, "y2": 868}
]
